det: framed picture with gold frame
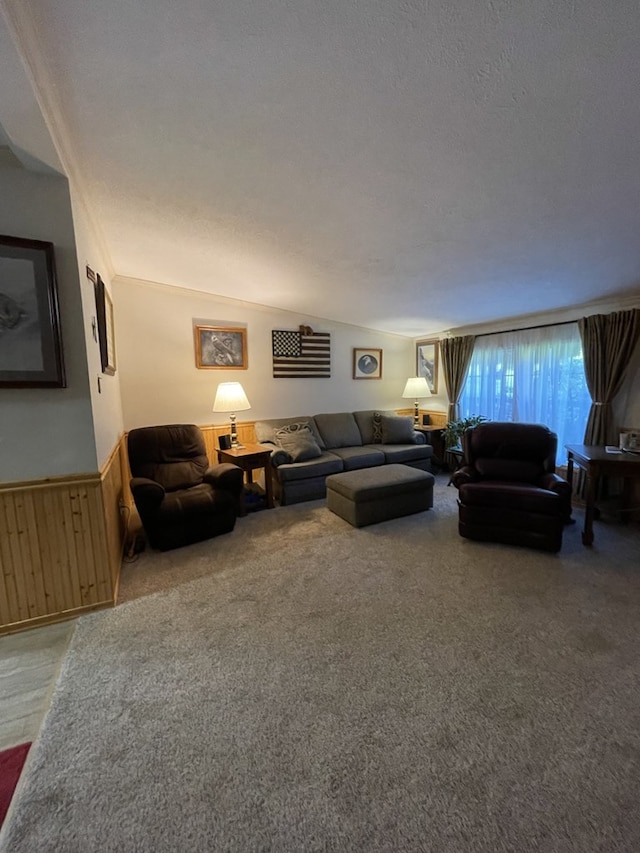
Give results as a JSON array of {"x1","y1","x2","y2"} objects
[
  {"x1": 353, "y1": 347, "x2": 382, "y2": 379},
  {"x1": 415, "y1": 339, "x2": 439, "y2": 394},
  {"x1": 195, "y1": 325, "x2": 247, "y2": 369}
]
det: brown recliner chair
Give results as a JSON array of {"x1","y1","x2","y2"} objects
[
  {"x1": 127, "y1": 424, "x2": 244, "y2": 551},
  {"x1": 451, "y1": 422, "x2": 572, "y2": 552}
]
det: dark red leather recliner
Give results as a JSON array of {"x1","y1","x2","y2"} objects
[
  {"x1": 127, "y1": 424, "x2": 244, "y2": 551},
  {"x1": 451, "y1": 422, "x2": 572, "y2": 552}
]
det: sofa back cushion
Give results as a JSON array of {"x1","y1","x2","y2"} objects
[
  {"x1": 353, "y1": 410, "x2": 394, "y2": 444},
  {"x1": 254, "y1": 416, "x2": 326, "y2": 449},
  {"x1": 314, "y1": 412, "x2": 362, "y2": 448},
  {"x1": 381, "y1": 414, "x2": 416, "y2": 444}
]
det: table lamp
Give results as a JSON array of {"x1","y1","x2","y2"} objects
[
  {"x1": 402, "y1": 377, "x2": 431, "y2": 426},
  {"x1": 213, "y1": 381, "x2": 251, "y2": 448}
]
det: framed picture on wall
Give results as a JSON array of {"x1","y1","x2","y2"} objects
[
  {"x1": 416, "y1": 339, "x2": 439, "y2": 394},
  {"x1": 195, "y1": 325, "x2": 247, "y2": 369},
  {"x1": 95, "y1": 274, "x2": 116, "y2": 375},
  {"x1": 0, "y1": 234, "x2": 66, "y2": 388},
  {"x1": 353, "y1": 347, "x2": 382, "y2": 379}
]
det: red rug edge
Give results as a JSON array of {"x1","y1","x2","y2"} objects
[{"x1": 0, "y1": 742, "x2": 32, "y2": 828}]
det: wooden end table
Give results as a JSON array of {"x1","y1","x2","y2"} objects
[
  {"x1": 566, "y1": 444, "x2": 640, "y2": 545},
  {"x1": 217, "y1": 443, "x2": 274, "y2": 511},
  {"x1": 413, "y1": 425, "x2": 446, "y2": 467}
]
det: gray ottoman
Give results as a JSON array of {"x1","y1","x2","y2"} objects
[{"x1": 326, "y1": 464, "x2": 434, "y2": 527}]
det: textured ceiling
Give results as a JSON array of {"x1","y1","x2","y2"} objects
[{"x1": 3, "y1": 0, "x2": 640, "y2": 335}]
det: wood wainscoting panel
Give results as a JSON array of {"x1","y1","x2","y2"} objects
[
  {"x1": 397, "y1": 408, "x2": 448, "y2": 428},
  {"x1": 201, "y1": 422, "x2": 257, "y2": 459},
  {"x1": 0, "y1": 437, "x2": 126, "y2": 635}
]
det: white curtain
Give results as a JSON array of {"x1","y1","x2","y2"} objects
[{"x1": 459, "y1": 323, "x2": 591, "y2": 452}]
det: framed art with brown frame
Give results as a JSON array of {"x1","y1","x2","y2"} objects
[
  {"x1": 353, "y1": 347, "x2": 383, "y2": 379},
  {"x1": 0, "y1": 234, "x2": 66, "y2": 388},
  {"x1": 95, "y1": 274, "x2": 116, "y2": 375},
  {"x1": 195, "y1": 325, "x2": 247, "y2": 369},
  {"x1": 416, "y1": 338, "x2": 439, "y2": 394}
]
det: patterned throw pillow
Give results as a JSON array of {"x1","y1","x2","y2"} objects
[
  {"x1": 372, "y1": 412, "x2": 383, "y2": 444},
  {"x1": 274, "y1": 426, "x2": 322, "y2": 462},
  {"x1": 276, "y1": 421, "x2": 311, "y2": 436}
]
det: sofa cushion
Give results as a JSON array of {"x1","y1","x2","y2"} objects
[
  {"x1": 254, "y1": 416, "x2": 326, "y2": 450},
  {"x1": 274, "y1": 425, "x2": 323, "y2": 462},
  {"x1": 276, "y1": 452, "x2": 344, "y2": 483},
  {"x1": 329, "y1": 446, "x2": 386, "y2": 470},
  {"x1": 381, "y1": 414, "x2": 415, "y2": 444},
  {"x1": 372, "y1": 444, "x2": 433, "y2": 465},
  {"x1": 314, "y1": 412, "x2": 363, "y2": 448}
]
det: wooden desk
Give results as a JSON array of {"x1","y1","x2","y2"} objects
[
  {"x1": 217, "y1": 443, "x2": 274, "y2": 510},
  {"x1": 566, "y1": 444, "x2": 640, "y2": 545}
]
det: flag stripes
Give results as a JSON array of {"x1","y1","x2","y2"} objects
[{"x1": 272, "y1": 330, "x2": 331, "y2": 378}]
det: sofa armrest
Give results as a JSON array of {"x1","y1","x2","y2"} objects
[
  {"x1": 412, "y1": 431, "x2": 426, "y2": 445},
  {"x1": 130, "y1": 477, "x2": 165, "y2": 512},
  {"x1": 264, "y1": 447, "x2": 292, "y2": 467},
  {"x1": 204, "y1": 463, "x2": 244, "y2": 495}
]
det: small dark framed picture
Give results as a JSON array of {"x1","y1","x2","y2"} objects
[
  {"x1": 416, "y1": 339, "x2": 439, "y2": 394},
  {"x1": 95, "y1": 274, "x2": 116, "y2": 375},
  {"x1": 0, "y1": 234, "x2": 66, "y2": 388},
  {"x1": 195, "y1": 325, "x2": 247, "y2": 369},
  {"x1": 353, "y1": 347, "x2": 382, "y2": 380}
]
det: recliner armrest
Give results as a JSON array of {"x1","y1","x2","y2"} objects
[
  {"x1": 130, "y1": 477, "x2": 165, "y2": 511},
  {"x1": 539, "y1": 472, "x2": 573, "y2": 522},
  {"x1": 204, "y1": 463, "x2": 244, "y2": 495},
  {"x1": 450, "y1": 465, "x2": 476, "y2": 489}
]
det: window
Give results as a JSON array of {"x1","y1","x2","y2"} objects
[{"x1": 459, "y1": 323, "x2": 590, "y2": 451}]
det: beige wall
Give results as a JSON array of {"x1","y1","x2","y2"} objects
[
  {"x1": 113, "y1": 277, "x2": 444, "y2": 430},
  {"x1": 69, "y1": 186, "x2": 124, "y2": 469}
]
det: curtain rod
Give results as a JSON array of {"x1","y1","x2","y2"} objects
[{"x1": 475, "y1": 319, "x2": 576, "y2": 339}]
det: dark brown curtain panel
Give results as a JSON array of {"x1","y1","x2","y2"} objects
[
  {"x1": 440, "y1": 335, "x2": 475, "y2": 421},
  {"x1": 578, "y1": 309, "x2": 640, "y2": 445}
]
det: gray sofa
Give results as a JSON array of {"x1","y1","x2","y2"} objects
[{"x1": 255, "y1": 410, "x2": 434, "y2": 505}]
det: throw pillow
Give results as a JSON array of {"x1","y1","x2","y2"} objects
[
  {"x1": 381, "y1": 414, "x2": 415, "y2": 444},
  {"x1": 274, "y1": 426, "x2": 323, "y2": 462},
  {"x1": 372, "y1": 412, "x2": 383, "y2": 444},
  {"x1": 271, "y1": 420, "x2": 326, "y2": 449}
]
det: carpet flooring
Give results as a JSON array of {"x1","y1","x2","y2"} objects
[
  {"x1": 1, "y1": 476, "x2": 639, "y2": 852},
  {"x1": 0, "y1": 743, "x2": 30, "y2": 828}
]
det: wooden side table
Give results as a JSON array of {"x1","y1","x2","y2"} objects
[
  {"x1": 566, "y1": 444, "x2": 640, "y2": 545},
  {"x1": 413, "y1": 425, "x2": 446, "y2": 467},
  {"x1": 217, "y1": 443, "x2": 274, "y2": 511},
  {"x1": 445, "y1": 447, "x2": 465, "y2": 485}
]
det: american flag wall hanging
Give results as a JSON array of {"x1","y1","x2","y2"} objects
[{"x1": 272, "y1": 325, "x2": 331, "y2": 378}]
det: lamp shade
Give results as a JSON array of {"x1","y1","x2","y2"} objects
[
  {"x1": 212, "y1": 382, "x2": 251, "y2": 412},
  {"x1": 402, "y1": 377, "x2": 431, "y2": 399}
]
